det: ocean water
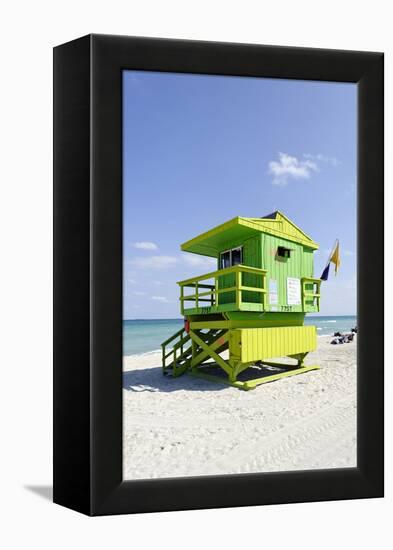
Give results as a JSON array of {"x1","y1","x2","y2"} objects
[{"x1": 123, "y1": 315, "x2": 357, "y2": 356}]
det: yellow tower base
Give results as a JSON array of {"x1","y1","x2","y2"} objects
[{"x1": 162, "y1": 324, "x2": 320, "y2": 390}]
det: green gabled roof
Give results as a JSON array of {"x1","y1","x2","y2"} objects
[{"x1": 181, "y1": 211, "x2": 319, "y2": 257}]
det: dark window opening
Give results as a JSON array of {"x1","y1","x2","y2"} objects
[
  {"x1": 231, "y1": 247, "x2": 242, "y2": 266},
  {"x1": 220, "y1": 250, "x2": 231, "y2": 269},
  {"x1": 277, "y1": 246, "x2": 292, "y2": 259},
  {"x1": 220, "y1": 247, "x2": 243, "y2": 268}
]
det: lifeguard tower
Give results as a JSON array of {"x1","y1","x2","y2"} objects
[{"x1": 161, "y1": 211, "x2": 321, "y2": 390}]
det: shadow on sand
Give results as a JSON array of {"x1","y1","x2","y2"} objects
[
  {"x1": 123, "y1": 365, "x2": 228, "y2": 393},
  {"x1": 123, "y1": 363, "x2": 290, "y2": 393}
]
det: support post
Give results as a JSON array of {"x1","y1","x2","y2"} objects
[
  {"x1": 236, "y1": 270, "x2": 242, "y2": 310},
  {"x1": 180, "y1": 285, "x2": 184, "y2": 315},
  {"x1": 189, "y1": 330, "x2": 231, "y2": 376},
  {"x1": 191, "y1": 338, "x2": 197, "y2": 372}
]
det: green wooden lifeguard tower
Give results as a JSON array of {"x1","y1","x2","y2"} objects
[{"x1": 162, "y1": 211, "x2": 322, "y2": 390}]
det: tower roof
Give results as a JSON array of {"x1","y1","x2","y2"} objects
[{"x1": 181, "y1": 211, "x2": 319, "y2": 257}]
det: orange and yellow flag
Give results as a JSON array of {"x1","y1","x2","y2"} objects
[
  {"x1": 330, "y1": 240, "x2": 340, "y2": 275},
  {"x1": 320, "y1": 239, "x2": 340, "y2": 280}
]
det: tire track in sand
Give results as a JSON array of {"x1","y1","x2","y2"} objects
[{"x1": 184, "y1": 394, "x2": 356, "y2": 475}]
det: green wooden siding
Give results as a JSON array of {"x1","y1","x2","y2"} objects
[
  {"x1": 302, "y1": 247, "x2": 316, "y2": 309},
  {"x1": 230, "y1": 325, "x2": 317, "y2": 363},
  {"x1": 216, "y1": 234, "x2": 315, "y2": 312},
  {"x1": 242, "y1": 235, "x2": 263, "y2": 304},
  {"x1": 262, "y1": 234, "x2": 311, "y2": 313},
  {"x1": 302, "y1": 247, "x2": 314, "y2": 278},
  {"x1": 216, "y1": 234, "x2": 251, "y2": 306},
  {"x1": 217, "y1": 263, "x2": 235, "y2": 306},
  {"x1": 181, "y1": 210, "x2": 321, "y2": 316},
  {"x1": 217, "y1": 235, "x2": 263, "y2": 305}
]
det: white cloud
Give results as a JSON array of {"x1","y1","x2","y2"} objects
[
  {"x1": 182, "y1": 254, "x2": 217, "y2": 268},
  {"x1": 133, "y1": 241, "x2": 158, "y2": 250},
  {"x1": 151, "y1": 295, "x2": 173, "y2": 303},
  {"x1": 130, "y1": 255, "x2": 178, "y2": 269},
  {"x1": 303, "y1": 153, "x2": 340, "y2": 167},
  {"x1": 269, "y1": 152, "x2": 318, "y2": 186},
  {"x1": 129, "y1": 253, "x2": 218, "y2": 272},
  {"x1": 132, "y1": 290, "x2": 146, "y2": 296}
]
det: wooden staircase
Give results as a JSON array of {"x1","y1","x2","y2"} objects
[{"x1": 161, "y1": 327, "x2": 228, "y2": 378}]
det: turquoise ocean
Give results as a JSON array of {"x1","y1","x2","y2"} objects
[{"x1": 123, "y1": 315, "x2": 357, "y2": 357}]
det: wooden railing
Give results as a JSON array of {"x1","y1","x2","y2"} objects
[
  {"x1": 301, "y1": 277, "x2": 321, "y2": 311},
  {"x1": 177, "y1": 264, "x2": 267, "y2": 314},
  {"x1": 161, "y1": 328, "x2": 191, "y2": 371}
]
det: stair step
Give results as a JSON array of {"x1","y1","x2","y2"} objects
[{"x1": 162, "y1": 327, "x2": 229, "y2": 376}]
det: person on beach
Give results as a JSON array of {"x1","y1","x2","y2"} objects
[{"x1": 331, "y1": 332, "x2": 355, "y2": 344}]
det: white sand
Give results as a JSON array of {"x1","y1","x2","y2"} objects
[{"x1": 123, "y1": 336, "x2": 356, "y2": 480}]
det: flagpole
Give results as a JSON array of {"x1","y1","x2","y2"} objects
[
  {"x1": 323, "y1": 238, "x2": 337, "y2": 269},
  {"x1": 320, "y1": 238, "x2": 339, "y2": 281}
]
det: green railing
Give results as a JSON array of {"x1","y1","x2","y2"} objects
[
  {"x1": 177, "y1": 264, "x2": 267, "y2": 314},
  {"x1": 161, "y1": 328, "x2": 191, "y2": 372},
  {"x1": 301, "y1": 277, "x2": 321, "y2": 311}
]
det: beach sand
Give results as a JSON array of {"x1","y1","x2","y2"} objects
[{"x1": 123, "y1": 336, "x2": 356, "y2": 480}]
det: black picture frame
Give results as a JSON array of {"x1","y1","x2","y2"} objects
[{"x1": 53, "y1": 34, "x2": 384, "y2": 516}]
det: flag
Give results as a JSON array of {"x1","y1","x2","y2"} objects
[
  {"x1": 320, "y1": 263, "x2": 330, "y2": 281},
  {"x1": 320, "y1": 240, "x2": 340, "y2": 281},
  {"x1": 330, "y1": 240, "x2": 340, "y2": 274}
]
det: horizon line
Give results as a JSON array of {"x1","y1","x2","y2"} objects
[{"x1": 123, "y1": 314, "x2": 357, "y2": 321}]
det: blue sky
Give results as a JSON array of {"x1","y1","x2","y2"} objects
[{"x1": 123, "y1": 71, "x2": 357, "y2": 319}]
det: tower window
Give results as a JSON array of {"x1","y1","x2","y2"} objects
[
  {"x1": 277, "y1": 246, "x2": 292, "y2": 259},
  {"x1": 220, "y1": 250, "x2": 231, "y2": 269},
  {"x1": 220, "y1": 247, "x2": 243, "y2": 268},
  {"x1": 231, "y1": 247, "x2": 242, "y2": 266}
]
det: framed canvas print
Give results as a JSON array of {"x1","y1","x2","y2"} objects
[{"x1": 53, "y1": 34, "x2": 384, "y2": 515}]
